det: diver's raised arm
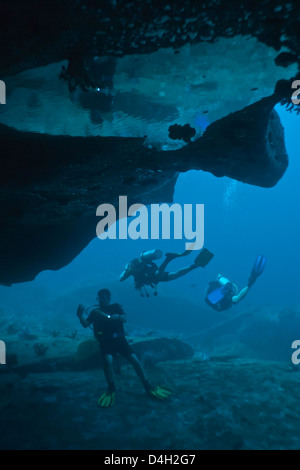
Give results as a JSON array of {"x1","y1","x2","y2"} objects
[
  {"x1": 232, "y1": 286, "x2": 249, "y2": 304},
  {"x1": 76, "y1": 304, "x2": 92, "y2": 328}
]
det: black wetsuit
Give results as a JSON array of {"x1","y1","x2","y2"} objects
[
  {"x1": 205, "y1": 281, "x2": 234, "y2": 312},
  {"x1": 133, "y1": 261, "x2": 158, "y2": 289},
  {"x1": 87, "y1": 303, "x2": 133, "y2": 357}
]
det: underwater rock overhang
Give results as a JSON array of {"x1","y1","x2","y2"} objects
[
  {"x1": 0, "y1": 93, "x2": 287, "y2": 286},
  {"x1": 0, "y1": 0, "x2": 299, "y2": 285},
  {"x1": 1, "y1": 0, "x2": 300, "y2": 79}
]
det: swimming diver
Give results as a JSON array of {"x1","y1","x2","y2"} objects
[
  {"x1": 77, "y1": 288, "x2": 171, "y2": 407},
  {"x1": 205, "y1": 254, "x2": 266, "y2": 312},
  {"x1": 120, "y1": 247, "x2": 214, "y2": 297}
]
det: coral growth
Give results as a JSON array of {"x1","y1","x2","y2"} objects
[{"x1": 33, "y1": 343, "x2": 49, "y2": 357}]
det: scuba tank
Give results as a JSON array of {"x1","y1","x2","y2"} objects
[
  {"x1": 120, "y1": 250, "x2": 162, "y2": 295},
  {"x1": 140, "y1": 249, "x2": 163, "y2": 263},
  {"x1": 217, "y1": 274, "x2": 238, "y2": 295}
]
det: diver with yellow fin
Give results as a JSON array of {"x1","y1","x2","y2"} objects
[
  {"x1": 77, "y1": 288, "x2": 171, "y2": 407},
  {"x1": 120, "y1": 246, "x2": 214, "y2": 296},
  {"x1": 205, "y1": 255, "x2": 267, "y2": 312}
]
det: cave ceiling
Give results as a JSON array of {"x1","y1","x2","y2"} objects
[{"x1": 0, "y1": 0, "x2": 299, "y2": 285}]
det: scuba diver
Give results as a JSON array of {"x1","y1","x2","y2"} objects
[
  {"x1": 119, "y1": 247, "x2": 214, "y2": 297},
  {"x1": 77, "y1": 288, "x2": 171, "y2": 407},
  {"x1": 205, "y1": 255, "x2": 267, "y2": 312}
]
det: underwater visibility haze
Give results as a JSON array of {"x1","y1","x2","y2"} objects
[{"x1": 1, "y1": 0, "x2": 300, "y2": 451}]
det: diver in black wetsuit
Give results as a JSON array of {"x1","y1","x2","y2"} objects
[
  {"x1": 77, "y1": 288, "x2": 171, "y2": 406},
  {"x1": 120, "y1": 247, "x2": 214, "y2": 297}
]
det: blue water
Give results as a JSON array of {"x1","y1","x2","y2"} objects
[
  {"x1": 0, "y1": 105, "x2": 298, "y2": 334},
  {"x1": 1, "y1": 100, "x2": 300, "y2": 452}
]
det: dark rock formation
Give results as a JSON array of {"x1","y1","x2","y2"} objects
[
  {"x1": 192, "y1": 313, "x2": 253, "y2": 349},
  {"x1": 1, "y1": 1, "x2": 300, "y2": 86},
  {"x1": 0, "y1": 92, "x2": 288, "y2": 285},
  {"x1": 131, "y1": 337, "x2": 194, "y2": 366},
  {"x1": 275, "y1": 52, "x2": 299, "y2": 68},
  {"x1": 1, "y1": 337, "x2": 194, "y2": 375},
  {"x1": 1, "y1": 356, "x2": 300, "y2": 450},
  {"x1": 0, "y1": 0, "x2": 299, "y2": 285},
  {"x1": 168, "y1": 123, "x2": 196, "y2": 143}
]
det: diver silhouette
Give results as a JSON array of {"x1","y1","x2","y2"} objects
[
  {"x1": 77, "y1": 288, "x2": 172, "y2": 406},
  {"x1": 120, "y1": 247, "x2": 214, "y2": 296},
  {"x1": 205, "y1": 255, "x2": 266, "y2": 312}
]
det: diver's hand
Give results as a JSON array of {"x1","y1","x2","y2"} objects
[
  {"x1": 98, "y1": 310, "x2": 113, "y2": 320},
  {"x1": 77, "y1": 304, "x2": 85, "y2": 317},
  {"x1": 119, "y1": 263, "x2": 132, "y2": 281}
]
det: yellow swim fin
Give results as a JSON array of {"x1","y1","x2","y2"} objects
[
  {"x1": 97, "y1": 391, "x2": 116, "y2": 407},
  {"x1": 149, "y1": 385, "x2": 172, "y2": 401}
]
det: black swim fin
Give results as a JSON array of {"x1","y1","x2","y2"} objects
[
  {"x1": 194, "y1": 248, "x2": 214, "y2": 267},
  {"x1": 248, "y1": 255, "x2": 266, "y2": 288}
]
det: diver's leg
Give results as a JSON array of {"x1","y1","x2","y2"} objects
[
  {"x1": 103, "y1": 354, "x2": 116, "y2": 392},
  {"x1": 157, "y1": 256, "x2": 173, "y2": 276},
  {"x1": 97, "y1": 353, "x2": 116, "y2": 407},
  {"x1": 159, "y1": 264, "x2": 197, "y2": 282},
  {"x1": 158, "y1": 246, "x2": 196, "y2": 276},
  {"x1": 157, "y1": 249, "x2": 191, "y2": 276},
  {"x1": 127, "y1": 353, "x2": 151, "y2": 392}
]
